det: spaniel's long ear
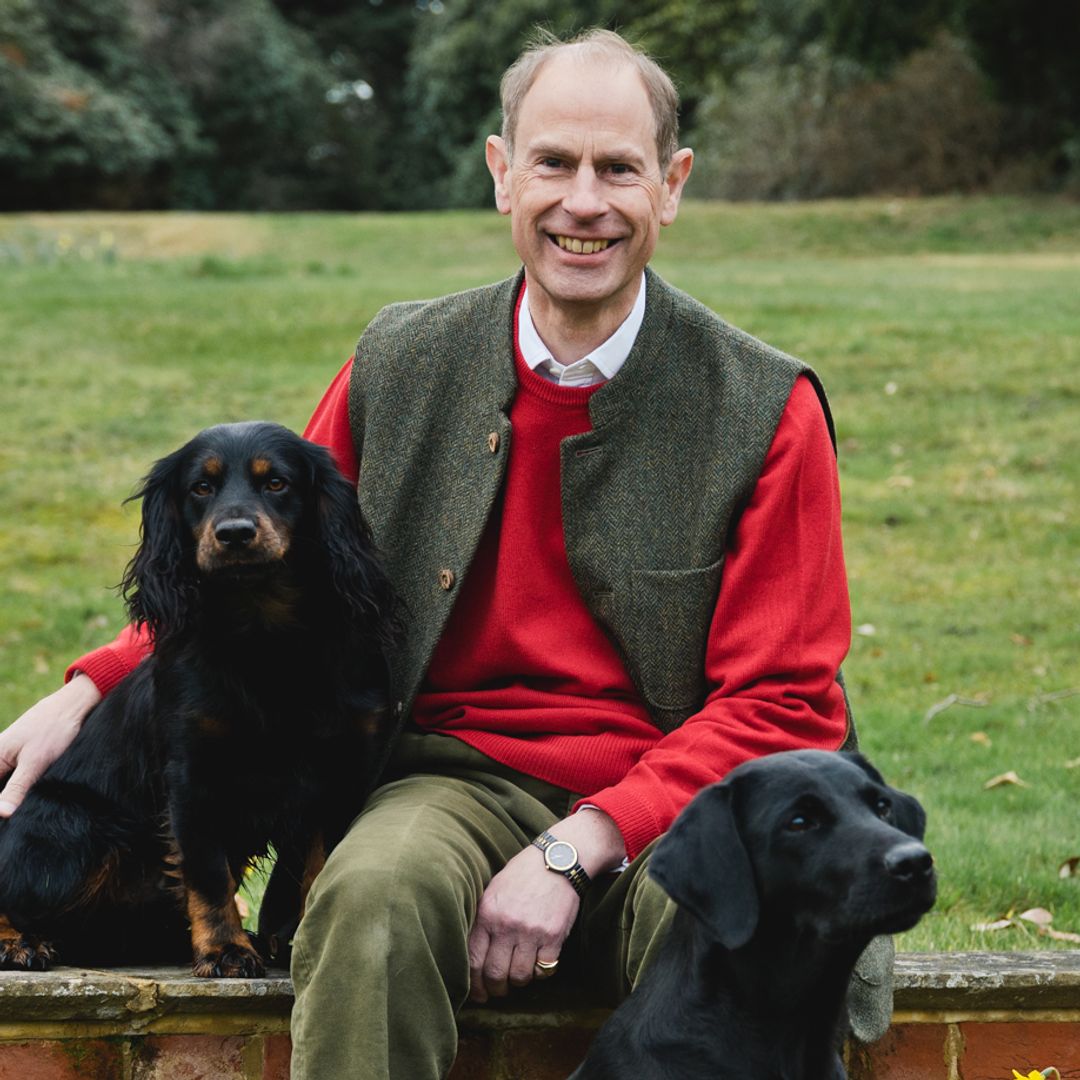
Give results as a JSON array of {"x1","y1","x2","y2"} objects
[
  {"x1": 306, "y1": 443, "x2": 397, "y2": 651},
  {"x1": 120, "y1": 445, "x2": 198, "y2": 642},
  {"x1": 648, "y1": 782, "x2": 759, "y2": 949}
]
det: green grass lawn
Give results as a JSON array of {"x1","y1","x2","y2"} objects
[{"x1": 1, "y1": 197, "x2": 1078, "y2": 952}]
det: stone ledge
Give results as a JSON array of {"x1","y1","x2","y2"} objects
[
  {"x1": 0, "y1": 952, "x2": 1078, "y2": 1033},
  {"x1": 1, "y1": 956, "x2": 1078, "y2": 1080},
  {"x1": 893, "y1": 951, "x2": 1080, "y2": 1013},
  {"x1": 0, "y1": 967, "x2": 293, "y2": 1039}
]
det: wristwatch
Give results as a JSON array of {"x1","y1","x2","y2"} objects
[{"x1": 531, "y1": 830, "x2": 591, "y2": 897}]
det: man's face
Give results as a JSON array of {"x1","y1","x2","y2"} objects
[{"x1": 486, "y1": 55, "x2": 692, "y2": 324}]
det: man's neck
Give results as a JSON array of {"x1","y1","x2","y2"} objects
[{"x1": 525, "y1": 278, "x2": 641, "y2": 365}]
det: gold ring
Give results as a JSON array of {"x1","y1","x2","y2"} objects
[{"x1": 533, "y1": 957, "x2": 559, "y2": 977}]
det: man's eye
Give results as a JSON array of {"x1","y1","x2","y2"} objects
[
  {"x1": 265, "y1": 478, "x2": 288, "y2": 493},
  {"x1": 191, "y1": 480, "x2": 214, "y2": 497},
  {"x1": 608, "y1": 163, "x2": 632, "y2": 175},
  {"x1": 539, "y1": 157, "x2": 564, "y2": 169}
]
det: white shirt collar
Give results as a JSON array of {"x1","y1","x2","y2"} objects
[{"x1": 518, "y1": 273, "x2": 647, "y2": 387}]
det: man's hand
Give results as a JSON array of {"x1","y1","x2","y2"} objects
[
  {"x1": 0, "y1": 674, "x2": 100, "y2": 817},
  {"x1": 467, "y1": 807, "x2": 625, "y2": 1003}
]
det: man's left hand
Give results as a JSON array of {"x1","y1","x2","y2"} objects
[{"x1": 467, "y1": 808, "x2": 626, "y2": 1003}]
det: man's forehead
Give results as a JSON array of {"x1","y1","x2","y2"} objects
[
  {"x1": 515, "y1": 55, "x2": 656, "y2": 160},
  {"x1": 523, "y1": 52, "x2": 649, "y2": 110}
]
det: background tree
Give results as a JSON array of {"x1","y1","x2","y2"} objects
[
  {"x1": 0, "y1": 0, "x2": 193, "y2": 208},
  {"x1": 1, "y1": 0, "x2": 1077, "y2": 208}
]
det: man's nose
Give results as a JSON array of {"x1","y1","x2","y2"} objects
[{"x1": 561, "y1": 167, "x2": 606, "y2": 218}]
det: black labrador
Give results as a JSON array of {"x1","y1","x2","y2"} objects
[{"x1": 570, "y1": 750, "x2": 935, "y2": 1079}]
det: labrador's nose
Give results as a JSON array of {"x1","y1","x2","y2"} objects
[{"x1": 884, "y1": 841, "x2": 934, "y2": 882}]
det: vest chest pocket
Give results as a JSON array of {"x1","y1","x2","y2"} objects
[{"x1": 616, "y1": 558, "x2": 726, "y2": 723}]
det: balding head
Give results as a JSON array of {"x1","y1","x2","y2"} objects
[{"x1": 499, "y1": 29, "x2": 681, "y2": 171}]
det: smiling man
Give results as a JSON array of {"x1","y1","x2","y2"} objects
[
  {"x1": 1, "y1": 28, "x2": 877, "y2": 1080},
  {"x1": 486, "y1": 52, "x2": 693, "y2": 354}
]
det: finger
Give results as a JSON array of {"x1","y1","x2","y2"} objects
[
  {"x1": 467, "y1": 925, "x2": 491, "y2": 1004},
  {"x1": 0, "y1": 761, "x2": 35, "y2": 817},
  {"x1": 534, "y1": 944, "x2": 561, "y2": 977},
  {"x1": 482, "y1": 937, "x2": 514, "y2": 999},
  {"x1": 508, "y1": 942, "x2": 538, "y2": 987},
  {"x1": 531, "y1": 944, "x2": 561, "y2": 981}
]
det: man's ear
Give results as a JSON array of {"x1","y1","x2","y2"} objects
[
  {"x1": 485, "y1": 135, "x2": 512, "y2": 215},
  {"x1": 648, "y1": 782, "x2": 759, "y2": 949},
  {"x1": 659, "y1": 147, "x2": 694, "y2": 227}
]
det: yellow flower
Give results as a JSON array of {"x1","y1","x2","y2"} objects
[{"x1": 1013, "y1": 1070, "x2": 1061, "y2": 1080}]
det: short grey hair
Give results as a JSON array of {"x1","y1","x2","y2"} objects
[{"x1": 499, "y1": 28, "x2": 680, "y2": 170}]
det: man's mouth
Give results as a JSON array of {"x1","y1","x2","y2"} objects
[{"x1": 551, "y1": 234, "x2": 614, "y2": 255}]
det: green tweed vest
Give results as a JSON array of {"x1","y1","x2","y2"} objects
[{"x1": 348, "y1": 267, "x2": 853, "y2": 747}]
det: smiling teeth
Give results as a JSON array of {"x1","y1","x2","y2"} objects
[{"x1": 556, "y1": 236, "x2": 610, "y2": 254}]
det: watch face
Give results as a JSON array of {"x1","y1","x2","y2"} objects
[{"x1": 546, "y1": 841, "x2": 577, "y2": 871}]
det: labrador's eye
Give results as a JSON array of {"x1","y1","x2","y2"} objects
[
  {"x1": 265, "y1": 477, "x2": 288, "y2": 493},
  {"x1": 875, "y1": 798, "x2": 892, "y2": 820},
  {"x1": 785, "y1": 814, "x2": 814, "y2": 833},
  {"x1": 191, "y1": 480, "x2": 214, "y2": 497}
]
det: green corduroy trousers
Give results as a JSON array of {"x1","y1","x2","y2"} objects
[{"x1": 289, "y1": 732, "x2": 677, "y2": 1080}]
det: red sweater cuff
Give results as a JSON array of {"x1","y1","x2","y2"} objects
[
  {"x1": 66, "y1": 648, "x2": 133, "y2": 695},
  {"x1": 66, "y1": 633, "x2": 149, "y2": 695},
  {"x1": 574, "y1": 788, "x2": 663, "y2": 862}
]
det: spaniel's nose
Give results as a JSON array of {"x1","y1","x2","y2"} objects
[{"x1": 215, "y1": 518, "x2": 257, "y2": 547}]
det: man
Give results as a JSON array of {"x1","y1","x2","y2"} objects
[{"x1": 1, "y1": 29, "x2": 880, "y2": 1080}]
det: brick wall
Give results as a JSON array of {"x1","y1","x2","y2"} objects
[{"x1": 1, "y1": 953, "x2": 1078, "y2": 1079}]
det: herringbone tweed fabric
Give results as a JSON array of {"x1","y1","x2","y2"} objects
[{"x1": 348, "y1": 267, "x2": 852, "y2": 757}]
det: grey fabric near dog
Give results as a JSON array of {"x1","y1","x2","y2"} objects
[{"x1": 569, "y1": 750, "x2": 935, "y2": 1079}]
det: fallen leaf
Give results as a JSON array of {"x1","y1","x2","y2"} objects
[
  {"x1": 1042, "y1": 927, "x2": 1080, "y2": 944},
  {"x1": 1059, "y1": 857, "x2": 1080, "y2": 879},
  {"x1": 855, "y1": 623, "x2": 877, "y2": 637},
  {"x1": 1018, "y1": 907, "x2": 1054, "y2": 928},
  {"x1": 33, "y1": 654, "x2": 49, "y2": 675},
  {"x1": 1011, "y1": 633, "x2": 1034, "y2": 646},
  {"x1": 984, "y1": 771, "x2": 1028, "y2": 789},
  {"x1": 972, "y1": 918, "x2": 1015, "y2": 932},
  {"x1": 970, "y1": 732, "x2": 992, "y2": 747},
  {"x1": 1065, "y1": 757, "x2": 1080, "y2": 769}
]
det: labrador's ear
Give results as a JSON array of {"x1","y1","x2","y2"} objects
[
  {"x1": 844, "y1": 752, "x2": 928, "y2": 840},
  {"x1": 889, "y1": 790, "x2": 927, "y2": 841},
  {"x1": 842, "y1": 751, "x2": 886, "y2": 785},
  {"x1": 648, "y1": 783, "x2": 759, "y2": 949}
]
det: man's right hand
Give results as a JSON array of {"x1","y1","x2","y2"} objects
[{"x1": 0, "y1": 674, "x2": 101, "y2": 817}]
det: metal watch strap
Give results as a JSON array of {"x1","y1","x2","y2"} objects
[{"x1": 530, "y1": 829, "x2": 591, "y2": 898}]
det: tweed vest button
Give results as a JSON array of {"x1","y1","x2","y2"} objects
[
  {"x1": 487, "y1": 432, "x2": 500, "y2": 453},
  {"x1": 438, "y1": 568, "x2": 456, "y2": 591}
]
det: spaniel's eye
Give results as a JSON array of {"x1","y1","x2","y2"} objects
[
  {"x1": 265, "y1": 477, "x2": 288, "y2": 493},
  {"x1": 875, "y1": 797, "x2": 892, "y2": 820},
  {"x1": 785, "y1": 814, "x2": 814, "y2": 833},
  {"x1": 191, "y1": 480, "x2": 214, "y2": 497}
]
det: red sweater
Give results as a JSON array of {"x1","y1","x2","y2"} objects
[{"x1": 70, "y1": 328, "x2": 850, "y2": 858}]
